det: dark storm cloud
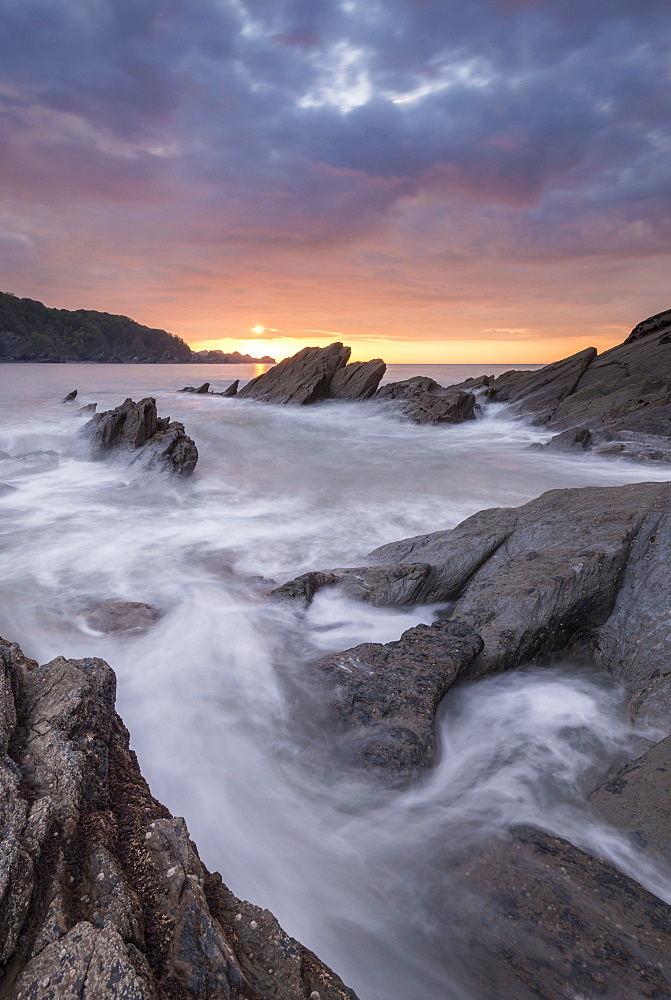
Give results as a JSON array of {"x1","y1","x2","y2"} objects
[{"x1": 0, "y1": 0, "x2": 670, "y2": 256}]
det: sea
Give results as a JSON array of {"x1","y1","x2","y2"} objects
[{"x1": 1, "y1": 361, "x2": 671, "y2": 1000}]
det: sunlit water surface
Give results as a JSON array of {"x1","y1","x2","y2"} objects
[{"x1": 1, "y1": 363, "x2": 670, "y2": 1000}]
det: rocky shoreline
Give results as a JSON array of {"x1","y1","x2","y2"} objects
[{"x1": 2, "y1": 307, "x2": 671, "y2": 998}]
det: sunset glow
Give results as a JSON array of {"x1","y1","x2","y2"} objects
[{"x1": 1, "y1": 1, "x2": 669, "y2": 363}]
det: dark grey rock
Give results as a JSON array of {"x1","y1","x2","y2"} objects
[
  {"x1": 327, "y1": 360, "x2": 386, "y2": 400},
  {"x1": 0, "y1": 451, "x2": 10, "y2": 460},
  {"x1": 218, "y1": 380, "x2": 239, "y2": 397},
  {"x1": 590, "y1": 734, "x2": 671, "y2": 869},
  {"x1": 179, "y1": 382, "x2": 210, "y2": 393},
  {"x1": 77, "y1": 397, "x2": 198, "y2": 476},
  {"x1": 238, "y1": 343, "x2": 351, "y2": 405},
  {"x1": 534, "y1": 426, "x2": 592, "y2": 453},
  {"x1": 79, "y1": 601, "x2": 160, "y2": 635},
  {"x1": 77, "y1": 402, "x2": 97, "y2": 416},
  {"x1": 375, "y1": 378, "x2": 477, "y2": 425},
  {"x1": 0, "y1": 483, "x2": 16, "y2": 495},
  {"x1": 60, "y1": 390, "x2": 77, "y2": 403},
  {"x1": 440, "y1": 824, "x2": 671, "y2": 1000},
  {"x1": 314, "y1": 620, "x2": 482, "y2": 782},
  {"x1": 0, "y1": 636, "x2": 358, "y2": 1000},
  {"x1": 269, "y1": 571, "x2": 340, "y2": 608},
  {"x1": 453, "y1": 308, "x2": 671, "y2": 461}
]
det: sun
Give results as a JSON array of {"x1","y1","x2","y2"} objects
[{"x1": 252, "y1": 325, "x2": 265, "y2": 333}]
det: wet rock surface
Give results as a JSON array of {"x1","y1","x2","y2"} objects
[
  {"x1": 314, "y1": 620, "x2": 482, "y2": 782},
  {"x1": 458, "y1": 307, "x2": 671, "y2": 462},
  {"x1": 374, "y1": 377, "x2": 477, "y2": 424},
  {"x1": 441, "y1": 824, "x2": 671, "y2": 1000},
  {"x1": 0, "y1": 637, "x2": 358, "y2": 1000},
  {"x1": 277, "y1": 482, "x2": 671, "y2": 748},
  {"x1": 590, "y1": 734, "x2": 671, "y2": 870},
  {"x1": 0, "y1": 451, "x2": 60, "y2": 478},
  {"x1": 77, "y1": 397, "x2": 198, "y2": 476},
  {"x1": 327, "y1": 360, "x2": 386, "y2": 400}
]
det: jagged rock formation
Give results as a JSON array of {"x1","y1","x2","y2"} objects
[
  {"x1": 374, "y1": 377, "x2": 477, "y2": 425},
  {"x1": 238, "y1": 344, "x2": 353, "y2": 405},
  {"x1": 177, "y1": 381, "x2": 239, "y2": 398},
  {"x1": 272, "y1": 482, "x2": 671, "y2": 777},
  {"x1": 77, "y1": 398, "x2": 198, "y2": 476},
  {"x1": 191, "y1": 350, "x2": 275, "y2": 364},
  {"x1": 441, "y1": 825, "x2": 671, "y2": 1000},
  {"x1": 457, "y1": 307, "x2": 671, "y2": 462},
  {"x1": 0, "y1": 637, "x2": 357, "y2": 1000},
  {"x1": 327, "y1": 360, "x2": 386, "y2": 401}
]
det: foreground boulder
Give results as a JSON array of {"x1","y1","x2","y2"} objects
[
  {"x1": 327, "y1": 360, "x2": 386, "y2": 401},
  {"x1": 440, "y1": 824, "x2": 671, "y2": 1000},
  {"x1": 374, "y1": 377, "x2": 477, "y2": 425},
  {"x1": 0, "y1": 637, "x2": 357, "y2": 1000},
  {"x1": 79, "y1": 601, "x2": 160, "y2": 636},
  {"x1": 273, "y1": 482, "x2": 671, "y2": 778},
  {"x1": 78, "y1": 397, "x2": 198, "y2": 475},
  {"x1": 458, "y1": 307, "x2": 671, "y2": 462}
]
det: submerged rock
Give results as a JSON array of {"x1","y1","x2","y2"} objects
[
  {"x1": 78, "y1": 397, "x2": 198, "y2": 476},
  {"x1": 79, "y1": 600, "x2": 160, "y2": 635},
  {"x1": 60, "y1": 389, "x2": 77, "y2": 403},
  {"x1": 375, "y1": 377, "x2": 477, "y2": 425},
  {"x1": 0, "y1": 636, "x2": 358, "y2": 1000},
  {"x1": 238, "y1": 343, "x2": 351, "y2": 405},
  {"x1": 0, "y1": 451, "x2": 60, "y2": 478},
  {"x1": 179, "y1": 382, "x2": 210, "y2": 393},
  {"x1": 218, "y1": 380, "x2": 239, "y2": 397}
]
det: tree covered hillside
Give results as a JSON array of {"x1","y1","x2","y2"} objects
[{"x1": 0, "y1": 292, "x2": 193, "y2": 362}]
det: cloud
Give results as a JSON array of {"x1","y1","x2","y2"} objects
[{"x1": 0, "y1": 0, "x2": 669, "y2": 356}]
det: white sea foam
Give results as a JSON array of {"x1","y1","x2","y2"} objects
[{"x1": 1, "y1": 363, "x2": 671, "y2": 999}]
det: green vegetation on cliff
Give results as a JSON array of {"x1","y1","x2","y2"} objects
[{"x1": 0, "y1": 291, "x2": 193, "y2": 362}]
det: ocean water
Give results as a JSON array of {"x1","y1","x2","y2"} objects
[{"x1": 0, "y1": 362, "x2": 669, "y2": 999}]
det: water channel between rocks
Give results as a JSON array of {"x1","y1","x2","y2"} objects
[{"x1": 2, "y1": 362, "x2": 671, "y2": 1000}]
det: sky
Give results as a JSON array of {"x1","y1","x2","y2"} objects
[{"x1": 1, "y1": 0, "x2": 670, "y2": 363}]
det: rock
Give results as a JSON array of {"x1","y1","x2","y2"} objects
[
  {"x1": 60, "y1": 390, "x2": 77, "y2": 403},
  {"x1": 327, "y1": 360, "x2": 386, "y2": 401},
  {"x1": 0, "y1": 451, "x2": 60, "y2": 478},
  {"x1": 278, "y1": 482, "x2": 671, "y2": 743},
  {"x1": 439, "y1": 824, "x2": 671, "y2": 1000},
  {"x1": 77, "y1": 397, "x2": 198, "y2": 476},
  {"x1": 590, "y1": 734, "x2": 671, "y2": 869},
  {"x1": 534, "y1": 426, "x2": 592, "y2": 453},
  {"x1": 481, "y1": 347, "x2": 597, "y2": 424},
  {"x1": 0, "y1": 451, "x2": 10, "y2": 460},
  {"x1": 0, "y1": 483, "x2": 16, "y2": 496},
  {"x1": 179, "y1": 382, "x2": 210, "y2": 393},
  {"x1": 218, "y1": 380, "x2": 239, "y2": 397},
  {"x1": 313, "y1": 620, "x2": 482, "y2": 782},
  {"x1": 77, "y1": 402, "x2": 97, "y2": 416},
  {"x1": 455, "y1": 308, "x2": 671, "y2": 462},
  {"x1": 374, "y1": 378, "x2": 477, "y2": 425},
  {"x1": 0, "y1": 636, "x2": 358, "y2": 1000},
  {"x1": 79, "y1": 601, "x2": 160, "y2": 636},
  {"x1": 238, "y1": 343, "x2": 351, "y2": 405},
  {"x1": 270, "y1": 572, "x2": 340, "y2": 608}
]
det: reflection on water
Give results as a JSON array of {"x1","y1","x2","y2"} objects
[{"x1": 0, "y1": 363, "x2": 669, "y2": 1000}]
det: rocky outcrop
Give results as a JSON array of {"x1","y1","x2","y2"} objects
[
  {"x1": 327, "y1": 360, "x2": 386, "y2": 401},
  {"x1": 274, "y1": 482, "x2": 671, "y2": 779},
  {"x1": 177, "y1": 381, "x2": 239, "y2": 398},
  {"x1": 179, "y1": 382, "x2": 211, "y2": 394},
  {"x1": 77, "y1": 397, "x2": 198, "y2": 476},
  {"x1": 238, "y1": 343, "x2": 351, "y2": 406},
  {"x1": 313, "y1": 621, "x2": 482, "y2": 782},
  {"x1": 374, "y1": 377, "x2": 477, "y2": 425},
  {"x1": 0, "y1": 637, "x2": 357, "y2": 1000},
  {"x1": 458, "y1": 308, "x2": 671, "y2": 462},
  {"x1": 60, "y1": 390, "x2": 77, "y2": 403},
  {"x1": 441, "y1": 824, "x2": 671, "y2": 1000}
]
